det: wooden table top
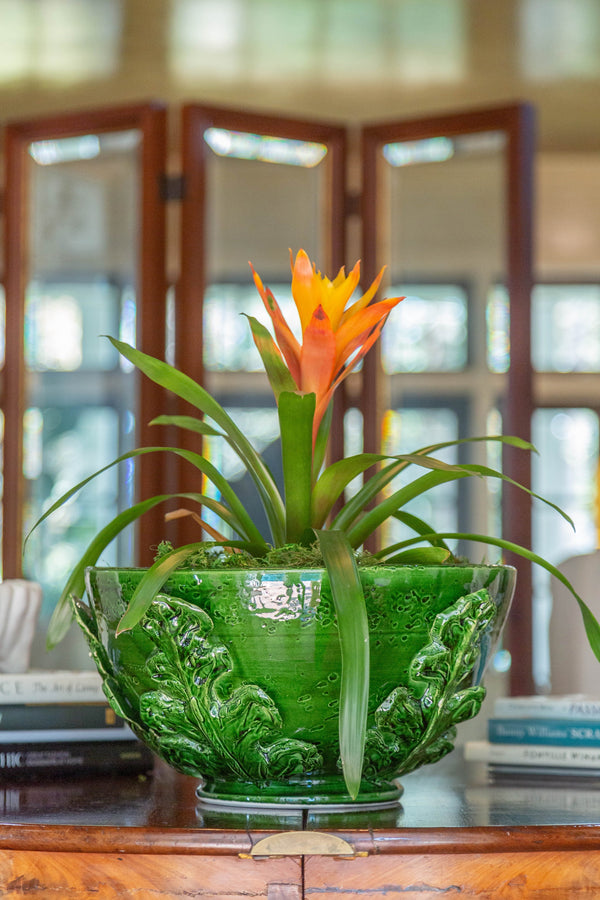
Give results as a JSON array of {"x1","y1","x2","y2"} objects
[{"x1": 1, "y1": 752, "x2": 600, "y2": 856}]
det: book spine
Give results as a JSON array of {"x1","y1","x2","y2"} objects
[
  {"x1": 0, "y1": 704, "x2": 124, "y2": 731},
  {"x1": 0, "y1": 725, "x2": 136, "y2": 743},
  {"x1": 0, "y1": 740, "x2": 154, "y2": 777},
  {"x1": 0, "y1": 672, "x2": 104, "y2": 705},
  {"x1": 494, "y1": 698, "x2": 600, "y2": 720},
  {"x1": 488, "y1": 718, "x2": 600, "y2": 746},
  {"x1": 465, "y1": 740, "x2": 600, "y2": 768}
]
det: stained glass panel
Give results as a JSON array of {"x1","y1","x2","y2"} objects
[
  {"x1": 382, "y1": 284, "x2": 468, "y2": 372},
  {"x1": 532, "y1": 407, "x2": 599, "y2": 687},
  {"x1": 488, "y1": 283, "x2": 600, "y2": 372}
]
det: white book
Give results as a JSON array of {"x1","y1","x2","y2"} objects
[
  {"x1": 0, "y1": 725, "x2": 136, "y2": 744},
  {"x1": 0, "y1": 670, "x2": 105, "y2": 705},
  {"x1": 493, "y1": 694, "x2": 600, "y2": 720},
  {"x1": 465, "y1": 739, "x2": 600, "y2": 769}
]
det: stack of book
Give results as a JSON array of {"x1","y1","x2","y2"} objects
[
  {"x1": 0, "y1": 669, "x2": 155, "y2": 778},
  {"x1": 464, "y1": 694, "x2": 600, "y2": 782}
]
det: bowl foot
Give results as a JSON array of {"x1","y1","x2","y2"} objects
[{"x1": 196, "y1": 775, "x2": 403, "y2": 809}]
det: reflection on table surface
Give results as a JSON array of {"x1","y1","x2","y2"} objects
[{"x1": 2, "y1": 751, "x2": 600, "y2": 832}]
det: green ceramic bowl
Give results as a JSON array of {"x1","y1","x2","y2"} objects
[{"x1": 74, "y1": 563, "x2": 515, "y2": 807}]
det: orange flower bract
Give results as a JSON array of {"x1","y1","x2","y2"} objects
[{"x1": 251, "y1": 249, "x2": 404, "y2": 440}]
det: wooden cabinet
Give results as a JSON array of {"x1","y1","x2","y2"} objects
[{"x1": 1, "y1": 756, "x2": 600, "y2": 898}]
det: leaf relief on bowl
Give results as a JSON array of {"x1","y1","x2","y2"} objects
[{"x1": 363, "y1": 588, "x2": 497, "y2": 778}]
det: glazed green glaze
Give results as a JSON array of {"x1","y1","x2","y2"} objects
[{"x1": 75, "y1": 564, "x2": 515, "y2": 806}]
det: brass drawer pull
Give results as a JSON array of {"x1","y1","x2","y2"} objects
[{"x1": 249, "y1": 831, "x2": 357, "y2": 858}]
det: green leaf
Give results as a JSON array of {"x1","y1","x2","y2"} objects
[
  {"x1": 331, "y1": 457, "x2": 446, "y2": 533},
  {"x1": 279, "y1": 391, "x2": 315, "y2": 544},
  {"x1": 313, "y1": 453, "x2": 388, "y2": 528},
  {"x1": 331, "y1": 436, "x2": 536, "y2": 534},
  {"x1": 322, "y1": 451, "x2": 477, "y2": 532},
  {"x1": 107, "y1": 337, "x2": 286, "y2": 545},
  {"x1": 25, "y1": 445, "x2": 265, "y2": 549},
  {"x1": 378, "y1": 530, "x2": 600, "y2": 664},
  {"x1": 312, "y1": 399, "x2": 334, "y2": 483},
  {"x1": 46, "y1": 493, "x2": 184, "y2": 648},
  {"x1": 392, "y1": 510, "x2": 452, "y2": 551},
  {"x1": 412, "y1": 434, "x2": 536, "y2": 457},
  {"x1": 316, "y1": 529, "x2": 369, "y2": 800},
  {"x1": 117, "y1": 544, "x2": 203, "y2": 633},
  {"x1": 345, "y1": 469, "x2": 470, "y2": 548},
  {"x1": 455, "y1": 462, "x2": 575, "y2": 529},
  {"x1": 45, "y1": 490, "x2": 269, "y2": 649},
  {"x1": 150, "y1": 414, "x2": 225, "y2": 438},
  {"x1": 344, "y1": 456, "x2": 575, "y2": 549},
  {"x1": 244, "y1": 315, "x2": 297, "y2": 399},
  {"x1": 385, "y1": 547, "x2": 452, "y2": 564}
]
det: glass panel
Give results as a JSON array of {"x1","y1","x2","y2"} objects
[
  {"x1": 343, "y1": 407, "x2": 364, "y2": 500},
  {"x1": 22, "y1": 129, "x2": 141, "y2": 663},
  {"x1": 532, "y1": 407, "x2": 599, "y2": 687},
  {"x1": 380, "y1": 406, "x2": 460, "y2": 550},
  {"x1": 381, "y1": 129, "x2": 505, "y2": 553},
  {"x1": 205, "y1": 133, "x2": 326, "y2": 282},
  {"x1": 382, "y1": 283, "x2": 468, "y2": 372},
  {"x1": 485, "y1": 407, "x2": 504, "y2": 540},
  {"x1": 533, "y1": 284, "x2": 600, "y2": 372},
  {"x1": 202, "y1": 126, "x2": 331, "y2": 536},
  {"x1": 486, "y1": 284, "x2": 510, "y2": 373},
  {"x1": 204, "y1": 283, "x2": 296, "y2": 372},
  {"x1": 488, "y1": 283, "x2": 600, "y2": 373},
  {"x1": 204, "y1": 128, "x2": 327, "y2": 168},
  {"x1": 25, "y1": 280, "x2": 124, "y2": 371},
  {"x1": 203, "y1": 404, "x2": 280, "y2": 541}
]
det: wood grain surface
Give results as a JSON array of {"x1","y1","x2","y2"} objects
[
  {"x1": 0, "y1": 851, "x2": 302, "y2": 899},
  {"x1": 305, "y1": 851, "x2": 600, "y2": 898}
]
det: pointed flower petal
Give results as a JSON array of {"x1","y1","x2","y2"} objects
[
  {"x1": 300, "y1": 305, "x2": 337, "y2": 396},
  {"x1": 291, "y1": 249, "x2": 319, "y2": 333},
  {"x1": 335, "y1": 295, "x2": 404, "y2": 367},
  {"x1": 251, "y1": 263, "x2": 302, "y2": 384},
  {"x1": 340, "y1": 266, "x2": 386, "y2": 325}
]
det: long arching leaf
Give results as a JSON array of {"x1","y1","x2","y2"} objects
[
  {"x1": 393, "y1": 510, "x2": 452, "y2": 551},
  {"x1": 47, "y1": 493, "x2": 186, "y2": 648},
  {"x1": 316, "y1": 529, "x2": 369, "y2": 800},
  {"x1": 46, "y1": 491, "x2": 267, "y2": 649},
  {"x1": 25, "y1": 446, "x2": 266, "y2": 548},
  {"x1": 377, "y1": 530, "x2": 600, "y2": 664},
  {"x1": 344, "y1": 458, "x2": 574, "y2": 549},
  {"x1": 331, "y1": 436, "x2": 536, "y2": 533},
  {"x1": 108, "y1": 337, "x2": 286, "y2": 544},
  {"x1": 116, "y1": 544, "x2": 207, "y2": 634},
  {"x1": 150, "y1": 414, "x2": 225, "y2": 438},
  {"x1": 312, "y1": 452, "x2": 389, "y2": 527}
]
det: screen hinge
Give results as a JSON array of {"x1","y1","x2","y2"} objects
[{"x1": 159, "y1": 173, "x2": 186, "y2": 202}]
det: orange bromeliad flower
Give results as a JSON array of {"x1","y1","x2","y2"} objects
[{"x1": 250, "y1": 249, "x2": 404, "y2": 440}]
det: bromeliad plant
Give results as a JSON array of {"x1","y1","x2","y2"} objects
[{"x1": 30, "y1": 249, "x2": 600, "y2": 799}]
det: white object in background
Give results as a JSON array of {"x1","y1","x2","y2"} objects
[
  {"x1": 549, "y1": 549, "x2": 600, "y2": 694},
  {"x1": 0, "y1": 580, "x2": 42, "y2": 673}
]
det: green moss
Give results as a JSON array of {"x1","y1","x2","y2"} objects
[{"x1": 153, "y1": 540, "x2": 387, "y2": 570}]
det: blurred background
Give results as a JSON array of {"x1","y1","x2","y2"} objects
[{"x1": 0, "y1": 0, "x2": 599, "y2": 695}]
